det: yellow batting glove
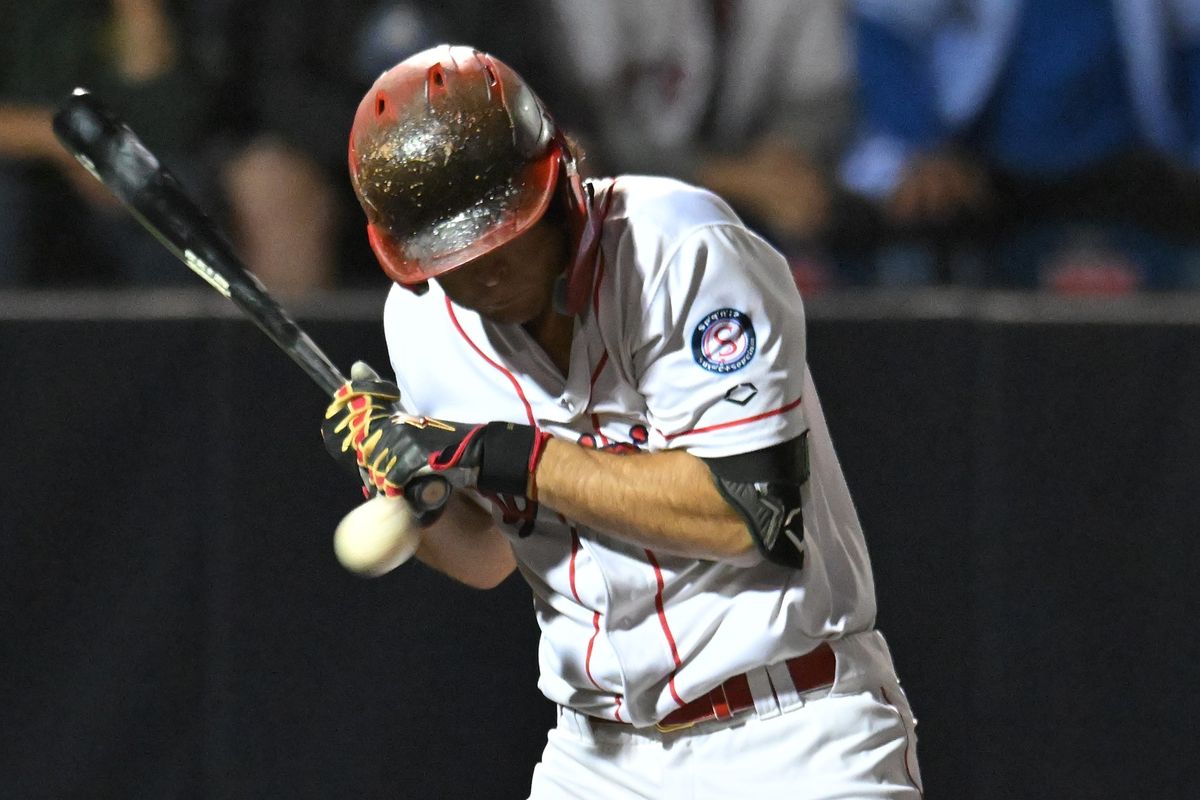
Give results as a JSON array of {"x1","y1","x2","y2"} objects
[{"x1": 321, "y1": 361, "x2": 401, "y2": 470}]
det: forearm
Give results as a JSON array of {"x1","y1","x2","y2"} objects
[
  {"x1": 414, "y1": 492, "x2": 516, "y2": 589},
  {"x1": 533, "y1": 439, "x2": 755, "y2": 561}
]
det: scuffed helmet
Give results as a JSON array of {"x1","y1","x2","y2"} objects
[{"x1": 349, "y1": 45, "x2": 566, "y2": 285}]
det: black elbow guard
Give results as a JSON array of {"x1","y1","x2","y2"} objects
[{"x1": 704, "y1": 434, "x2": 809, "y2": 569}]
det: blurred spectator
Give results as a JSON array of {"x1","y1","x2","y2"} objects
[
  {"x1": 189, "y1": 0, "x2": 382, "y2": 299},
  {"x1": 535, "y1": 0, "x2": 860, "y2": 293},
  {"x1": 842, "y1": 0, "x2": 1200, "y2": 291},
  {"x1": 193, "y1": 0, "x2": 543, "y2": 298},
  {"x1": 0, "y1": 0, "x2": 219, "y2": 288}
]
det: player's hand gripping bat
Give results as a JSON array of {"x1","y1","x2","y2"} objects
[{"x1": 51, "y1": 88, "x2": 446, "y2": 576}]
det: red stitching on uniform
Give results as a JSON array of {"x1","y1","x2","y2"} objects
[
  {"x1": 584, "y1": 610, "x2": 603, "y2": 690},
  {"x1": 588, "y1": 351, "x2": 609, "y2": 391},
  {"x1": 570, "y1": 528, "x2": 603, "y2": 692},
  {"x1": 613, "y1": 696, "x2": 624, "y2": 723},
  {"x1": 568, "y1": 529, "x2": 582, "y2": 602},
  {"x1": 583, "y1": 346, "x2": 611, "y2": 425},
  {"x1": 880, "y1": 684, "x2": 924, "y2": 797},
  {"x1": 645, "y1": 548, "x2": 686, "y2": 707},
  {"x1": 591, "y1": 244, "x2": 607, "y2": 316},
  {"x1": 445, "y1": 298, "x2": 537, "y2": 427},
  {"x1": 660, "y1": 395, "x2": 803, "y2": 441},
  {"x1": 590, "y1": 413, "x2": 610, "y2": 446},
  {"x1": 584, "y1": 253, "x2": 610, "y2": 419}
]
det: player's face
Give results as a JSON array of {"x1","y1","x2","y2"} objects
[{"x1": 436, "y1": 219, "x2": 568, "y2": 325}]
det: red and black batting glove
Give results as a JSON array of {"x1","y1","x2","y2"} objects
[
  {"x1": 360, "y1": 414, "x2": 552, "y2": 501},
  {"x1": 321, "y1": 361, "x2": 402, "y2": 476}
]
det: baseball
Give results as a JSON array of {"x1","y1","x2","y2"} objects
[{"x1": 333, "y1": 495, "x2": 421, "y2": 577}]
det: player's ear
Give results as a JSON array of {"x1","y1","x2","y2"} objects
[{"x1": 552, "y1": 273, "x2": 569, "y2": 315}]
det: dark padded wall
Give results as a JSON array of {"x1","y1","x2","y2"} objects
[{"x1": 3, "y1": 294, "x2": 1198, "y2": 798}]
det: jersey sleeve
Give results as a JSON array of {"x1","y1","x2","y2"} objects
[{"x1": 633, "y1": 223, "x2": 809, "y2": 458}]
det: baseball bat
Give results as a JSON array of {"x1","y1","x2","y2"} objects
[
  {"x1": 51, "y1": 88, "x2": 449, "y2": 533},
  {"x1": 52, "y1": 88, "x2": 343, "y2": 393}
]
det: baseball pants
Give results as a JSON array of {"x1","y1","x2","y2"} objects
[{"x1": 527, "y1": 635, "x2": 922, "y2": 799}]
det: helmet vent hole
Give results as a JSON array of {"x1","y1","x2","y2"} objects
[
  {"x1": 375, "y1": 93, "x2": 386, "y2": 116},
  {"x1": 431, "y1": 66, "x2": 445, "y2": 87},
  {"x1": 485, "y1": 66, "x2": 498, "y2": 86}
]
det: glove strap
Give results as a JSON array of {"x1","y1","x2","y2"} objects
[{"x1": 477, "y1": 422, "x2": 550, "y2": 497}]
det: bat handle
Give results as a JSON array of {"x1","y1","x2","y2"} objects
[{"x1": 404, "y1": 474, "x2": 452, "y2": 524}]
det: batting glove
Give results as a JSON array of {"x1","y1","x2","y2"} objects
[
  {"x1": 322, "y1": 360, "x2": 402, "y2": 474},
  {"x1": 361, "y1": 415, "x2": 551, "y2": 500}
]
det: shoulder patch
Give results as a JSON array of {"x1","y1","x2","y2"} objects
[{"x1": 692, "y1": 308, "x2": 756, "y2": 373}]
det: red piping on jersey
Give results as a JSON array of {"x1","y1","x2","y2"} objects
[
  {"x1": 590, "y1": 413, "x2": 610, "y2": 446},
  {"x1": 584, "y1": 246, "x2": 611, "y2": 435},
  {"x1": 645, "y1": 548, "x2": 686, "y2": 707},
  {"x1": 591, "y1": 237, "x2": 607, "y2": 317},
  {"x1": 585, "y1": 611, "x2": 603, "y2": 690},
  {"x1": 445, "y1": 298, "x2": 538, "y2": 427},
  {"x1": 659, "y1": 394, "x2": 804, "y2": 441},
  {"x1": 588, "y1": 352, "x2": 609, "y2": 394},
  {"x1": 570, "y1": 531, "x2": 605, "y2": 691},
  {"x1": 881, "y1": 685, "x2": 924, "y2": 797},
  {"x1": 568, "y1": 528, "x2": 583, "y2": 603}
]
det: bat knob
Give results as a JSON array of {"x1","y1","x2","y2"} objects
[{"x1": 404, "y1": 475, "x2": 452, "y2": 526}]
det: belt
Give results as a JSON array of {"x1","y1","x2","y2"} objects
[{"x1": 654, "y1": 642, "x2": 837, "y2": 733}]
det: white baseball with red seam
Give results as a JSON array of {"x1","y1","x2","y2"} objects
[{"x1": 333, "y1": 495, "x2": 421, "y2": 577}]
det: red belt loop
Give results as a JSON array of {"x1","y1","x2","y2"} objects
[{"x1": 655, "y1": 642, "x2": 836, "y2": 733}]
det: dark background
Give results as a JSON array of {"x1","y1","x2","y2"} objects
[{"x1": 2, "y1": 290, "x2": 1198, "y2": 799}]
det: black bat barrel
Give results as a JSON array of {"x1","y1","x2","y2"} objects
[
  {"x1": 51, "y1": 89, "x2": 451, "y2": 516},
  {"x1": 51, "y1": 89, "x2": 346, "y2": 396}
]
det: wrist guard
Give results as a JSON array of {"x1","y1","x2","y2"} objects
[
  {"x1": 365, "y1": 416, "x2": 551, "y2": 499},
  {"x1": 431, "y1": 421, "x2": 551, "y2": 497}
]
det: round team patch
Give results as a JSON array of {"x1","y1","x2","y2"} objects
[{"x1": 692, "y1": 308, "x2": 756, "y2": 373}]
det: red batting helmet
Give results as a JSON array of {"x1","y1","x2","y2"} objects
[{"x1": 349, "y1": 45, "x2": 588, "y2": 290}]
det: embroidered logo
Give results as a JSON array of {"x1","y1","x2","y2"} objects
[
  {"x1": 723, "y1": 383, "x2": 758, "y2": 406},
  {"x1": 692, "y1": 308, "x2": 756, "y2": 373}
]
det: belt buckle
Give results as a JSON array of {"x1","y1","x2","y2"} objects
[
  {"x1": 655, "y1": 717, "x2": 703, "y2": 733},
  {"x1": 656, "y1": 680, "x2": 733, "y2": 732}
]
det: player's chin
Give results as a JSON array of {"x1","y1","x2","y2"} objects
[
  {"x1": 473, "y1": 293, "x2": 545, "y2": 325},
  {"x1": 480, "y1": 302, "x2": 536, "y2": 325}
]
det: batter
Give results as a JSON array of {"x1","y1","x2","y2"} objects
[{"x1": 323, "y1": 45, "x2": 923, "y2": 799}]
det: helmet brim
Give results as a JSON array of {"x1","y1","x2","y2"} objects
[{"x1": 367, "y1": 143, "x2": 561, "y2": 286}]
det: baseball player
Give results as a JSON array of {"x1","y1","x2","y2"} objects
[{"x1": 323, "y1": 45, "x2": 923, "y2": 798}]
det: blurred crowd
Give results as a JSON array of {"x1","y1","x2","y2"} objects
[{"x1": 2, "y1": 0, "x2": 1198, "y2": 298}]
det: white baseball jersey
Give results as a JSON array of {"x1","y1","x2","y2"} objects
[{"x1": 383, "y1": 176, "x2": 878, "y2": 728}]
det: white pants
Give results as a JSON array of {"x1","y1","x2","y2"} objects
[{"x1": 528, "y1": 635, "x2": 923, "y2": 799}]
